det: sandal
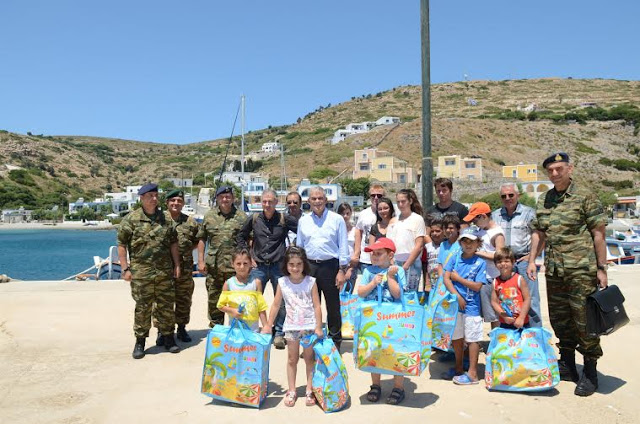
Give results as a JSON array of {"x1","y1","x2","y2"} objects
[
  {"x1": 366, "y1": 384, "x2": 382, "y2": 403},
  {"x1": 453, "y1": 372, "x2": 479, "y2": 386},
  {"x1": 305, "y1": 391, "x2": 316, "y2": 406},
  {"x1": 284, "y1": 390, "x2": 297, "y2": 407},
  {"x1": 386, "y1": 388, "x2": 405, "y2": 405}
]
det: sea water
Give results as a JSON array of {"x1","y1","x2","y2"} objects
[{"x1": 0, "y1": 229, "x2": 118, "y2": 280}]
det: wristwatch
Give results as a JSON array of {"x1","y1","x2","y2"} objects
[
  {"x1": 596, "y1": 264, "x2": 607, "y2": 271},
  {"x1": 123, "y1": 267, "x2": 130, "y2": 273}
]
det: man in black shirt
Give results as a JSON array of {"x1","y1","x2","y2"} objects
[
  {"x1": 237, "y1": 189, "x2": 298, "y2": 349},
  {"x1": 425, "y1": 178, "x2": 469, "y2": 221}
]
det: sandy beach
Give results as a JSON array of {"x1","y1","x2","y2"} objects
[
  {"x1": 0, "y1": 221, "x2": 115, "y2": 231},
  {"x1": 0, "y1": 267, "x2": 637, "y2": 424}
]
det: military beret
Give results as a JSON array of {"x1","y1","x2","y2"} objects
[
  {"x1": 138, "y1": 183, "x2": 158, "y2": 195},
  {"x1": 542, "y1": 152, "x2": 570, "y2": 169},
  {"x1": 165, "y1": 189, "x2": 184, "y2": 200},
  {"x1": 215, "y1": 186, "x2": 234, "y2": 197}
]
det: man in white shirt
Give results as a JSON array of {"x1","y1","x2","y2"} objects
[
  {"x1": 351, "y1": 184, "x2": 385, "y2": 272},
  {"x1": 297, "y1": 186, "x2": 349, "y2": 349}
]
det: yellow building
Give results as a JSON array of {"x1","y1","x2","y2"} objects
[
  {"x1": 502, "y1": 163, "x2": 538, "y2": 182},
  {"x1": 353, "y1": 148, "x2": 416, "y2": 184},
  {"x1": 437, "y1": 155, "x2": 483, "y2": 180}
]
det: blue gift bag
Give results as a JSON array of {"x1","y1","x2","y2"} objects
[
  {"x1": 339, "y1": 281, "x2": 360, "y2": 340},
  {"x1": 353, "y1": 285, "x2": 431, "y2": 376},
  {"x1": 424, "y1": 275, "x2": 458, "y2": 351},
  {"x1": 485, "y1": 327, "x2": 560, "y2": 392},
  {"x1": 302, "y1": 335, "x2": 349, "y2": 413},
  {"x1": 201, "y1": 320, "x2": 273, "y2": 407}
]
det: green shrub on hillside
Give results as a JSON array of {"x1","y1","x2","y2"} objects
[
  {"x1": 308, "y1": 167, "x2": 338, "y2": 182},
  {"x1": 8, "y1": 169, "x2": 36, "y2": 186}
]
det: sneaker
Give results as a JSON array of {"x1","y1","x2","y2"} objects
[{"x1": 273, "y1": 336, "x2": 286, "y2": 350}]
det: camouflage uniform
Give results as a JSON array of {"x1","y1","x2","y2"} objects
[
  {"x1": 197, "y1": 205, "x2": 246, "y2": 327},
  {"x1": 531, "y1": 181, "x2": 606, "y2": 359},
  {"x1": 152, "y1": 213, "x2": 200, "y2": 327},
  {"x1": 117, "y1": 208, "x2": 178, "y2": 338}
]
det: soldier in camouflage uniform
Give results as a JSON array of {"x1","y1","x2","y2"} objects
[
  {"x1": 527, "y1": 153, "x2": 608, "y2": 397},
  {"x1": 153, "y1": 189, "x2": 200, "y2": 345},
  {"x1": 117, "y1": 183, "x2": 182, "y2": 359},
  {"x1": 197, "y1": 186, "x2": 247, "y2": 327}
]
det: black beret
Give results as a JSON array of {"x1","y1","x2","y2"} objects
[
  {"x1": 138, "y1": 183, "x2": 158, "y2": 195},
  {"x1": 215, "y1": 186, "x2": 234, "y2": 197},
  {"x1": 542, "y1": 152, "x2": 570, "y2": 169}
]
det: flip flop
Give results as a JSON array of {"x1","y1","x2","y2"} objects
[
  {"x1": 441, "y1": 367, "x2": 464, "y2": 380},
  {"x1": 284, "y1": 390, "x2": 297, "y2": 407},
  {"x1": 453, "y1": 372, "x2": 479, "y2": 385}
]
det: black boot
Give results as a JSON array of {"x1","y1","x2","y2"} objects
[
  {"x1": 177, "y1": 324, "x2": 192, "y2": 343},
  {"x1": 164, "y1": 332, "x2": 181, "y2": 353},
  {"x1": 156, "y1": 331, "x2": 165, "y2": 347},
  {"x1": 558, "y1": 349, "x2": 579, "y2": 383},
  {"x1": 575, "y1": 359, "x2": 598, "y2": 396},
  {"x1": 132, "y1": 337, "x2": 146, "y2": 359}
]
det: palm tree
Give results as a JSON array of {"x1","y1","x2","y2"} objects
[
  {"x1": 204, "y1": 352, "x2": 228, "y2": 380},
  {"x1": 356, "y1": 321, "x2": 382, "y2": 368}
]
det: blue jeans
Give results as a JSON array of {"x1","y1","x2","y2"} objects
[
  {"x1": 515, "y1": 260, "x2": 542, "y2": 328},
  {"x1": 251, "y1": 262, "x2": 286, "y2": 337}
]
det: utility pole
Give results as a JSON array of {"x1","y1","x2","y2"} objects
[{"x1": 420, "y1": 0, "x2": 433, "y2": 209}]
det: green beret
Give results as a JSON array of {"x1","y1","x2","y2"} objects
[{"x1": 165, "y1": 189, "x2": 184, "y2": 200}]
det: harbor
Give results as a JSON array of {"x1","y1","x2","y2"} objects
[{"x1": 0, "y1": 266, "x2": 637, "y2": 423}]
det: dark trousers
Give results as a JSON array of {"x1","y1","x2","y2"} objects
[{"x1": 308, "y1": 258, "x2": 342, "y2": 348}]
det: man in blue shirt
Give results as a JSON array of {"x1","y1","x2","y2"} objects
[{"x1": 297, "y1": 186, "x2": 349, "y2": 349}]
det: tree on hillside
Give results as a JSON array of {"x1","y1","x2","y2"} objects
[{"x1": 339, "y1": 178, "x2": 370, "y2": 198}]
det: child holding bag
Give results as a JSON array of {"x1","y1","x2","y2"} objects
[{"x1": 262, "y1": 246, "x2": 323, "y2": 407}]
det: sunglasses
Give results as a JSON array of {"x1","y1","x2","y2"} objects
[
  {"x1": 370, "y1": 193, "x2": 383, "y2": 198},
  {"x1": 287, "y1": 201, "x2": 299, "y2": 205},
  {"x1": 500, "y1": 193, "x2": 516, "y2": 199}
]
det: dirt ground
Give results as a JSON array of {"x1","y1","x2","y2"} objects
[{"x1": 0, "y1": 266, "x2": 637, "y2": 424}]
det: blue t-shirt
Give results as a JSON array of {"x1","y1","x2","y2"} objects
[
  {"x1": 438, "y1": 240, "x2": 460, "y2": 267},
  {"x1": 359, "y1": 265, "x2": 407, "y2": 302},
  {"x1": 444, "y1": 253, "x2": 486, "y2": 316}
]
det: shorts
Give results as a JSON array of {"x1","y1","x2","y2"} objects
[
  {"x1": 452, "y1": 313, "x2": 483, "y2": 343},
  {"x1": 480, "y1": 283, "x2": 498, "y2": 323},
  {"x1": 284, "y1": 329, "x2": 314, "y2": 342}
]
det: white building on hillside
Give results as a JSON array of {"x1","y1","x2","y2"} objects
[
  {"x1": 331, "y1": 116, "x2": 401, "y2": 145},
  {"x1": 261, "y1": 142, "x2": 280, "y2": 154}
]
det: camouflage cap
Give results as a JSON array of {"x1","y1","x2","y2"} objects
[
  {"x1": 542, "y1": 152, "x2": 570, "y2": 169},
  {"x1": 165, "y1": 189, "x2": 184, "y2": 200},
  {"x1": 138, "y1": 183, "x2": 158, "y2": 195}
]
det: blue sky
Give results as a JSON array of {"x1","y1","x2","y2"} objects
[{"x1": 1, "y1": 0, "x2": 638, "y2": 144}]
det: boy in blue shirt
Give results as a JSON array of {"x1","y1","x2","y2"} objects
[
  {"x1": 357, "y1": 237, "x2": 408, "y2": 405},
  {"x1": 437, "y1": 215, "x2": 462, "y2": 277},
  {"x1": 443, "y1": 227, "x2": 487, "y2": 385}
]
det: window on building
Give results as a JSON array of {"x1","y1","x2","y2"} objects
[
  {"x1": 445, "y1": 159, "x2": 456, "y2": 166},
  {"x1": 399, "y1": 174, "x2": 406, "y2": 183},
  {"x1": 512, "y1": 170, "x2": 517, "y2": 178},
  {"x1": 362, "y1": 153, "x2": 368, "y2": 159},
  {"x1": 465, "y1": 162, "x2": 476, "y2": 169},
  {"x1": 468, "y1": 175, "x2": 475, "y2": 180},
  {"x1": 378, "y1": 164, "x2": 387, "y2": 169},
  {"x1": 360, "y1": 164, "x2": 369, "y2": 171}
]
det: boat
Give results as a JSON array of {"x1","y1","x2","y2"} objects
[
  {"x1": 606, "y1": 238, "x2": 640, "y2": 265},
  {"x1": 64, "y1": 246, "x2": 122, "y2": 281}
]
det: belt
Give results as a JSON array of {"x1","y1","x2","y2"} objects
[
  {"x1": 514, "y1": 253, "x2": 530, "y2": 260},
  {"x1": 308, "y1": 258, "x2": 337, "y2": 264},
  {"x1": 257, "y1": 260, "x2": 280, "y2": 266}
]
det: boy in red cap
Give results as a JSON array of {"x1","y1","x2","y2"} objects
[
  {"x1": 357, "y1": 237, "x2": 408, "y2": 405},
  {"x1": 463, "y1": 202, "x2": 505, "y2": 329}
]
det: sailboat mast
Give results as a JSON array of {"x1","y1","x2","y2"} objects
[{"x1": 241, "y1": 94, "x2": 246, "y2": 210}]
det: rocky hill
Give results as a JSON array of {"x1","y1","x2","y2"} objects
[{"x1": 1, "y1": 78, "x2": 639, "y2": 210}]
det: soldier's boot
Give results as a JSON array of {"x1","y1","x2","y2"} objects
[
  {"x1": 164, "y1": 333, "x2": 181, "y2": 354},
  {"x1": 558, "y1": 349, "x2": 579, "y2": 383},
  {"x1": 575, "y1": 359, "x2": 598, "y2": 397},
  {"x1": 155, "y1": 331, "x2": 165, "y2": 347},
  {"x1": 132, "y1": 338, "x2": 146, "y2": 360},
  {"x1": 177, "y1": 324, "x2": 192, "y2": 343}
]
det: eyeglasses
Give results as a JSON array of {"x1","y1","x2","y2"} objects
[
  {"x1": 370, "y1": 193, "x2": 383, "y2": 198},
  {"x1": 286, "y1": 201, "x2": 299, "y2": 205},
  {"x1": 500, "y1": 193, "x2": 516, "y2": 200}
]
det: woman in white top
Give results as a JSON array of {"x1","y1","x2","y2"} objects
[{"x1": 387, "y1": 189, "x2": 426, "y2": 292}]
